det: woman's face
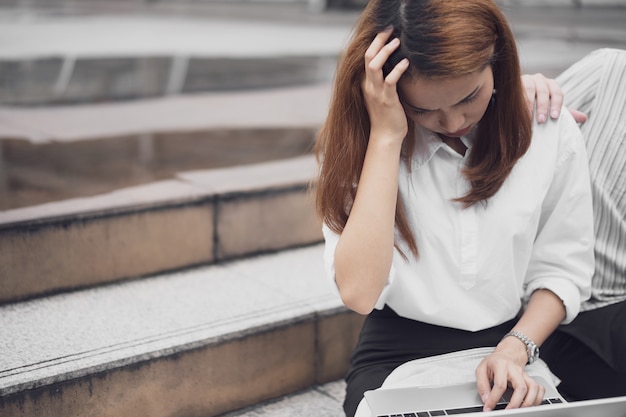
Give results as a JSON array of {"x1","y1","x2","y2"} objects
[{"x1": 398, "y1": 65, "x2": 495, "y2": 139}]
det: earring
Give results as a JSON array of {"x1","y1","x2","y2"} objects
[{"x1": 490, "y1": 89, "x2": 497, "y2": 106}]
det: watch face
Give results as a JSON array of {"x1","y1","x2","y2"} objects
[{"x1": 529, "y1": 346, "x2": 540, "y2": 363}]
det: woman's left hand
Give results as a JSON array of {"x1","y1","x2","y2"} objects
[{"x1": 475, "y1": 340, "x2": 546, "y2": 411}]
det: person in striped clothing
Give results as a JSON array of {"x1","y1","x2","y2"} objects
[{"x1": 540, "y1": 48, "x2": 626, "y2": 400}]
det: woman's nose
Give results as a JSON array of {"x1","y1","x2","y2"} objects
[{"x1": 439, "y1": 112, "x2": 465, "y2": 134}]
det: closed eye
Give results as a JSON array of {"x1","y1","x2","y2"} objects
[
  {"x1": 409, "y1": 107, "x2": 430, "y2": 116},
  {"x1": 460, "y1": 91, "x2": 479, "y2": 105},
  {"x1": 402, "y1": 85, "x2": 482, "y2": 117}
]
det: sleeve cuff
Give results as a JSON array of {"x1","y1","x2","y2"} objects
[{"x1": 525, "y1": 277, "x2": 588, "y2": 324}]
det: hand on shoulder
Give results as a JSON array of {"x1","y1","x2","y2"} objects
[{"x1": 521, "y1": 73, "x2": 588, "y2": 124}]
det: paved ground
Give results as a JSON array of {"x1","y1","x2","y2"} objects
[{"x1": 219, "y1": 380, "x2": 347, "y2": 417}]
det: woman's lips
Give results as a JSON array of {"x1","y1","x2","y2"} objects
[{"x1": 442, "y1": 125, "x2": 472, "y2": 138}]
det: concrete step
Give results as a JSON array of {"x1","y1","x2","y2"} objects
[
  {"x1": 0, "y1": 243, "x2": 364, "y2": 417},
  {"x1": 0, "y1": 154, "x2": 323, "y2": 304},
  {"x1": 0, "y1": 55, "x2": 337, "y2": 106},
  {"x1": 0, "y1": 10, "x2": 349, "y2": 106},
  {"x1": 0, "y1": 84, "x2": 332, "y2": 210},
  {"x1": 0, "y1": 125, "x2": 317, "y2": 211},
  {"x1": 220, "y1": 380, "x2": 346, "y2": 417}
]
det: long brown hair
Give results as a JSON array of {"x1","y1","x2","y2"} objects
[{"x1": 315, "y1": 0, "x2": 532, "y2": 257}]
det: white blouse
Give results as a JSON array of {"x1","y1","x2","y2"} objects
[{"x1": 322, "y1": 108, "x2": 595, "y2": 331}]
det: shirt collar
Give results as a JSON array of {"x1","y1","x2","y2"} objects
[{"x1": 410, "y1": 125, "x2": 476, "y2": 169}]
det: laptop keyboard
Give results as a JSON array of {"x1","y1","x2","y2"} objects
[{"x1": 377, "y1": 397, "x2": 563, "y2": 417}]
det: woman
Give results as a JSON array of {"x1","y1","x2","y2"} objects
[{"x1": 314, "y1": 1, "x2": 595, "y2": 415}]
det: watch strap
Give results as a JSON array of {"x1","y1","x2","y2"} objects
[{"x1": 502, "y1": 330, "x2": 539, "y2": 364}]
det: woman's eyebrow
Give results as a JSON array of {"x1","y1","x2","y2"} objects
[{"x1": 404, "y1": 85, "x2": 482, "y2": 112}]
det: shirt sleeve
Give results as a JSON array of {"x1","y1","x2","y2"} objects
[
  {"x1": 523, "y1": 111, "x2": 595, "y2": 324},
  {"x1": 321, "y1": 223, "x2": 396, "y2": 309}
]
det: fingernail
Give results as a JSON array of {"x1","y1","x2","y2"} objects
[
  {"x1": 484, "y1": 406, "x2": 493, "y2": 412},
  {"x1": 481, "y1": 393, "x2": 489, "y2": 403},
  {"x1": 551, "y1": 109, "x2": 559, "y2": 118},
  {"x1": 537, "y1": 113, "x2": 546, "y2": 123}
]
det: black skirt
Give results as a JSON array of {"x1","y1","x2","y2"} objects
[{"x1": 343, "y1": 305, "x2": 517, "y2": 417}]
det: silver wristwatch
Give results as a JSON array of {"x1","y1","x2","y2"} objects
[{"x1": 503, "y1": 331, "x2": 540, "y2": 364}]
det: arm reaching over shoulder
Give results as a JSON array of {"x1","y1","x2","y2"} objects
[{"x1": 522, "y1": 73, "x2": 588, "y2": 124}]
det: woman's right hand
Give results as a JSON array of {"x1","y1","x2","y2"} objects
[{"x1": 361, "y1": 27, "x2": 411, "y2": 144}]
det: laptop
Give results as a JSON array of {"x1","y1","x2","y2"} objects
[{"x1": 364, "y1": 375, "x2": 626, "y2": 417}]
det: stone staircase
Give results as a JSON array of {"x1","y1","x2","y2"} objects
[
  {"x1": 0, "y1": 79, "x2": 364, "y2": 416},
  {"x1": 0, "y1": 4, "x2": 359, "y2": 414},
  {"x1": 0, "y1": 151, "x2": 363, "y2": 417}
]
